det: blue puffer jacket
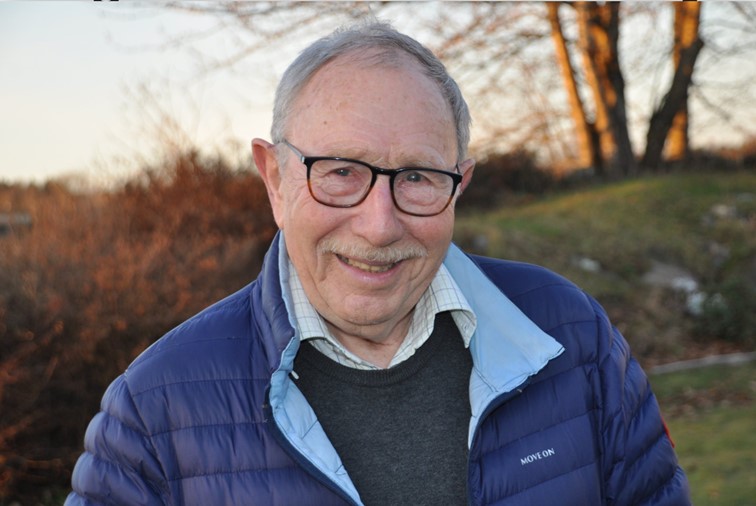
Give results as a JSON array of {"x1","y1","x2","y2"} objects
[{"x1": 67, "y1": 234, "x2": 689, "y2": 505}]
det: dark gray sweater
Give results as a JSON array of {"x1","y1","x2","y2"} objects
[{"x1": 293, "y1": 311, "x2": 472, "y2": 505}]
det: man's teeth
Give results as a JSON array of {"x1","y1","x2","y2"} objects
[{"x1": 340, "y1": 256, "x2": 396, "y2": 273}]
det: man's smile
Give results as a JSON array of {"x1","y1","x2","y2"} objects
[{"x1": 337, "y1": 254, "x2": 400, "y2": 273}]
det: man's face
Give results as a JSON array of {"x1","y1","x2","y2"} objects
[{"x1": 258, "y1": 55, "x2": 473, "y2": 345}]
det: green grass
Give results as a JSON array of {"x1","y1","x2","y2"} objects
[
  {"x1": 455, "y1": 170, "x2": 756, "y2": 360},
  {"x1": 456, "y1": 171, "x2": 756, "y2": 283},
  {"x1": 650, "y1": 362, "x2": 756, "y2": 505}
]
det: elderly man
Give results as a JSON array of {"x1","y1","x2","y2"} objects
[{"x1": 67, "y1": 21, "x2": 689, "y2": 505}]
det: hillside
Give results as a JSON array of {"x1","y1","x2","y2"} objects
[{"x1": 455, "y1": 170, "x2": 756, "y2": 366}]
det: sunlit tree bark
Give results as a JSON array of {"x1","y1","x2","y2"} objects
[
  {"x1": 575, "y1": 2, "x2": 636, "y2": 176},
  {"x1": 644, "y1": 1, "x2": 703, "y2": 169},
  {"x1": 547, "y1": 2, "x2": 599, "y2": 170}
]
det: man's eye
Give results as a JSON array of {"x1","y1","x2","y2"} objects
[
  {"x1": 404, "y1": 171, "x2": 428, "y2": 184},
  {"x1": 333, "y1": 167, "x2": 354, "y2": 177}
]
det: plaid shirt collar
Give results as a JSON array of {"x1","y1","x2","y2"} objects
[{"x1": 285, "y1": 249, "x2": 476, "y2": 370}]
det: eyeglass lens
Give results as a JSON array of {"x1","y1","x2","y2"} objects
[{"x1": 308, "y1": 159, "x2": 455, "y2": 215}]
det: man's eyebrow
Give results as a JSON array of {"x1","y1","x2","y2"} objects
[
  {"x1": 321, "y1": 146, "x2": 448, "y2": 169},
  {"x1": 318, "y1": 145, "x2": 369, "y2": 160},
  {"x1": 402, "y1": 159, "x2": 448, "y2": 168},
  {"x1": 393, "y1": 156, "x2": 454, "y2": 170}
]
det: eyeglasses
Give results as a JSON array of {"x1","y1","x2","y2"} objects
[{"x1": 281, "y1": 140, "x2": 462, "y2": 217}]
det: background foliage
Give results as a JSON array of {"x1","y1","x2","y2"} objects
[{"x1": 0, "y1": 153, "x2": 276, "y2": 501}]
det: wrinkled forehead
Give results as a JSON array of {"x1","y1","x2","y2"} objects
[
  {"x1": 295, "y1": 50, "x2": 452, "y2": 122},
  {"x1": 298, "y1": 47, "x2": 451, "y2": 114}
]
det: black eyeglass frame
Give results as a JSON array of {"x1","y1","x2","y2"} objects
[{"x1": 281, "y1": 140, "x2": 463, "y2": 217}]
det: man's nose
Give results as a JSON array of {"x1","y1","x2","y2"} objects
[{"x1": 352, "y1": 176, "x2": 404, "y2": 246}]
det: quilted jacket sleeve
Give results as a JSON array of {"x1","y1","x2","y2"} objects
[
  {"x1": 592, "y1": 297, "x2": 690, "y2": 506},
  {"x1": 65, "y1": 374, "x2": 168, "y2": 505}
]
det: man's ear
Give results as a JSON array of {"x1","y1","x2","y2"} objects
[
  {"x1": 458, "y1": 158, "x2": 475, "y2": 194},
  {"x1": 252, "y1": 138, "x2": 285, "y2": 229}
]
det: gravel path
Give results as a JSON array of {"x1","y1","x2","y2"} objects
[{"x1": 648, "y1": 351, "x2": 756, "y2": 375}]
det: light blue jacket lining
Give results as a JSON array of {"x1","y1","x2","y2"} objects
[{"x1": 269, "y1": 237, "x2": 564, "y2": 505}]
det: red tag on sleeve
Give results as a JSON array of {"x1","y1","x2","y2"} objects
[{"x1": 662, "y1": 418, "x2": 675, "y2": 448}]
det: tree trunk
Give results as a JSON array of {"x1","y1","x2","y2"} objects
[
  {"x1": 577, "y1": 3, "x2": 611, "y2": 176},
  {"x1": 576, "y1": 2, "x2": 636, "y2": 177},
  {"x1": 666, "y1": 1, "x2": 703, "y2": 162},
  {"x1": 547, "y1": 2, "x2": 600, "y2": 171},
  {"x1": 643, "y1": 1, "x2": 703, "y2": 170}
]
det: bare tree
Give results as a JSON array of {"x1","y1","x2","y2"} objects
[
  {"x1": 667, "y1": 1, "x2": 703, "y2": 161},
  {"x1": 126, "y1": 1, "x2": 752, "y2": 175},
  {"x1": 642, "y1": 1, "x2": 704, "y2": 170},
  {"x1": 574, "y1": 2, "x2": 636, "y2": 176},
  {"x1": 547, "y1": 2, "x2": 600, "y2": 170}
]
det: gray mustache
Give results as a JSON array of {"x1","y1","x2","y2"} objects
[{"x1": 317, "y1": 239, "x2": 428, "y2": 263}]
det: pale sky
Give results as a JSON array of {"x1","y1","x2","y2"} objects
[
  {"x1": 0, "y1": 1, "x2": 275, "y2": 185},
  {"x1": 1, "y1": 2, "x2": 753, "y2": 186}
]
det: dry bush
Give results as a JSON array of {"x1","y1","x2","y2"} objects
[
  {"x1": 457, "y1": 150, "x2": 554, "y2": 212},
  {"x1": 714, "y1": 136, "x2": 756, "y2": 169},
  {"x1": 0, "y1": 152, "x2": 276, "y2": 501}
]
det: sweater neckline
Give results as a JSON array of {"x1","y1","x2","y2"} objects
[{"x1": 293, "y1": 312, "x2": 459, "y2": 388}]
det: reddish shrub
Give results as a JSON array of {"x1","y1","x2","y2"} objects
[{"x1": 0, "y1": 152, "x2": 276, "y2": 501}]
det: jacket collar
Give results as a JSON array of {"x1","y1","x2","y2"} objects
[
  {"x1": 263, "y1": 232, "x2": 362, "y2": 501},
  {"x1": 256, "y1": 231, "x2": 297, "y2": 370},
  {"x1": 442, "y1": 243, "x2": 564, "y2": 444}
]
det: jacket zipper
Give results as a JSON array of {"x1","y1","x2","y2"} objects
[
  {"x1": 466, "y1": 380, "x2": 531, "y2": 505},
  {"x1": 264, "y1": 391, "x2": 361, "y2": 506}
]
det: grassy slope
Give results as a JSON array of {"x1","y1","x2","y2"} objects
[
  {"x1": 455, "y1": 170, "x2": 756, "y2": 364},
  {"x1": 650, "y1": 362, "x2": 756, "y2": 505}
]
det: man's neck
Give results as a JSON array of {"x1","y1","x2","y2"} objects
[{"x1": 323, "y1": 311, "x2": 414, "y2": 369}]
